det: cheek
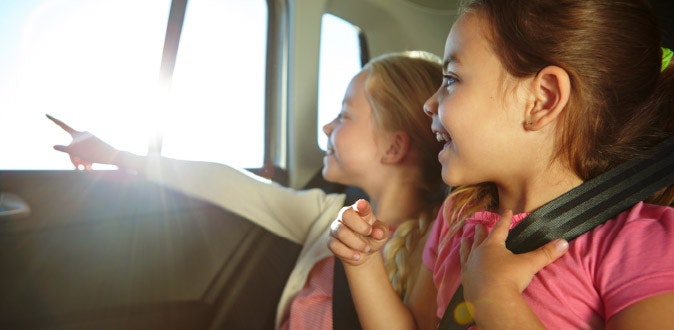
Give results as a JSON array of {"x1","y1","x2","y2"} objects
[
  {"x1": 442, "y1": 91, "x2": 498, "y2": 130},
  {"x1": 335, "y1": 124, "x2": 369, "y2": 145},
  {"x1": 438, "y1": 96, "x2": 469, "y2": 133},
  {"x1": 331, "y1": 128, "x2": 349, "y2": 150},
  {"x1": 331, "y1": 130, "x2": 360, "y2": 162}
]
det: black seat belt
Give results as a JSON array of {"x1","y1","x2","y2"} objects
[
  {"x1": 333, "y1": 187, "x2": 369, "y2": 330},
  {"x1": 439, "y1": 134, "x2": 674, "y2": 330},
  {"x1": 333, "y1": 258, "x2": 362, "y2": 330}
]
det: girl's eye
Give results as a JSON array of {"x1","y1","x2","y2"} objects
[{"x1": 442, "y1": 75, "x2": 457, "y2": 87}]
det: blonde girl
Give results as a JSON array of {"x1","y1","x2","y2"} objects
[{"x1": 50, "y1": 51, "x2": 447, "y2": 329}]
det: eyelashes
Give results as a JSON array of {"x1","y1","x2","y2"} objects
[{"x1": 442, "y1": 75, "x2": 457, "y2": 86}]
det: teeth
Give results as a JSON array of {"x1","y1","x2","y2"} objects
[{"x1": 434, "y1": 131, "x2": 452, "y2": 143}]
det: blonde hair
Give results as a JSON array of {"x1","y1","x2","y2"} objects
[
  {"x1": 384, "y1": 207, "x2": 440, "y2": 298},
  {"x1": 443, "y1": 184, "x2": 497, "y2": 234},
  {"x1": 360, "y1": 51, "x2": 447, "y2": 297}
]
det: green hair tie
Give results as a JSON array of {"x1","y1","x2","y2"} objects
[{"x1": 662, "y1": 47, "x2": 673, "y2": 72}]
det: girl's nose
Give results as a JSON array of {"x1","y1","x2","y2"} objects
[
  {"x1": 423, "y1": 90, "x2": 439, "y2": 117},
  {"x1": 322, "y1": 121, "x2": 333, "y2": 136}
]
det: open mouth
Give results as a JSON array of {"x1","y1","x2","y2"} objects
[{"x1": 435, "y1": 131, "x2": 451, "y2": 143}]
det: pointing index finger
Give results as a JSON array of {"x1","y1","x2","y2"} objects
[
  {"x1": 353, "y1": 199, "x2": 376, "y2": 225},
  {"x1": 46, "y1": 114, "x2": 78, "y2": 135}
]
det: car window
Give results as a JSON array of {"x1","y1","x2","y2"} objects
[
  {"x1": 317, "y1": 14, "x2": 363, "y2": 151},
  {"x1": 161, "y1": 0, "x2": 267, "y2": 167},
  {"x1": 0, "y1": 0, "x2": 267, "y2": 170}
]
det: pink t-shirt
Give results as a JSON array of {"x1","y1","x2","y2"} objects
[
  {"x1": 280, "y1": 256, "x2": 334, "y2": 330},
  {"x1": 423, "y1": 202, "x2": 674, "y2": 328},
  {"x1": 280, "y1": 225, "x2": 397, "y2": 330}
]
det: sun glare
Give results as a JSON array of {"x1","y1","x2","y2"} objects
[
  {"x1": 0, "y1": 0, "x2": 266, "y2": 170},
  {"x1": 0, "y1": 0, "x2": 168, "y2": 169}
]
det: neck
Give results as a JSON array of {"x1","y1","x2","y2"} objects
[
  {"x1": 497, "y1": 163, "x2": 583, "y2": 214},
  {"x1": 366, "y1": 179, "x2": 424, "y2": 228}
]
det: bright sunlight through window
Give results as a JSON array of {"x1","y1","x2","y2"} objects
[
  {"x1": 317, "y1": 14, "x2": 363, "y2": 150},
  {"x1": 0, "y1": 0, "x2": 267, "y2": 170}
]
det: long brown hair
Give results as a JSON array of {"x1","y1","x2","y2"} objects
[{"x1": 446, "y1": 0, "x2": 674, "y2": 228}]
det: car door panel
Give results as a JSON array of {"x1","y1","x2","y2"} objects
[{"x1": 0, "y1": 170, "x2": 301, "y2": 329}]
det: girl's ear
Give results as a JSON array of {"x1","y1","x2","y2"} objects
[
  {"x1": 382, "y1": 131, "x2": 410, "y2": 164},
  {"x1": 525, "y1": 65, "x2": 571, "y2": 130}
]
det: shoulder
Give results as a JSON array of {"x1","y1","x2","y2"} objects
[
  {"x1": 591, "y1": 202, "x2": 673, "y2": 244},
  {"x1": 620, "y1": 202, "x2": 673, "y2": 223},
  {"x1": 575, "y1": 202, "x2": 674, "y2": 317},
  {"x1": 532, "y1": 203, "x2": 674, "y2": 323},
  {"x1": 575, "y1": 202, "x2": 674, "y2": 257}
]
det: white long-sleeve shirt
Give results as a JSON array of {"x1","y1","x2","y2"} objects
[{"x1": 143, "y1": 157, "x2": 346, "y2": 328}]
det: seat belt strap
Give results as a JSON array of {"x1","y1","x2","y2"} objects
[
  {"x1": 333, "y1": 258, "x2": 362, "y2": 330},
  {"x1": 439, "y1": 134, "x2": 674, "y2": 330}
]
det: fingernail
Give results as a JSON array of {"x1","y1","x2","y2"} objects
[
  {"x1": 364, "y1": 245, "x2": 371, "y2": 253},
  {"x1": 353, "y1": 253, "x2": 361, "y2": 261},
  {"x1": 555, "y1": 239, "x2": 569, "y2": 252}
]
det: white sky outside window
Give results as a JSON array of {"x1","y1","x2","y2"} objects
[
  {"x1": 317, "y1": 14, "x2": 363, "y2": 150},
  {"x1": 161, "y1": 0, "x2": 267, "y2": 167},
  {"x1": 0, "y1": 0, "x2": 170, "y2": 169},
  {"x1": 0, "y1": 0, "x2": 267, "y2": 170}
]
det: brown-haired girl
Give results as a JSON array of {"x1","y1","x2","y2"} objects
[{"x1": 330, "y1": 0, "x2": 674, "y2": 328}]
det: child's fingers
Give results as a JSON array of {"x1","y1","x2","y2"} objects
[
  {"x1": 369, "y1": 221, "x2": 389, "y2": 240},
  {"x1": 460, "y1": 236, "x2": 472, "y2": 265},
  {"x1": 71, "y1": 131, "x2": 93, "y2": 143},
  {"x1": 472, "y1": 223, "x2": 487, "y2": 250},
  {"x1": 70, "y1": 156, "x2": 93, "y2": 171},
  {"x1": 490, "y1": 209, "x2": 514, "y2": 242},
  {"x1": 338, "y1": 204, "x2": 375, "y2": 236},
  {"x1": 46, "y1": 114, "x2": 78, "y2": 135},
  {"x1": 330, "y1": 219, "x2": 371, "y2": 253},
  {"x1": 524, "y1": 238, "x2": 569, "y2": 273},
  {"x1": 327, "y1": 236, "x2": 363, "y2": 264},
  {"x1": 352, "y1": 199, "x2": 377, "y2": 225}
]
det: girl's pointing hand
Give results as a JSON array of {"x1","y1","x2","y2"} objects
[{"x1": 328, "y1": 199, "x2": 390, "y2": 266}]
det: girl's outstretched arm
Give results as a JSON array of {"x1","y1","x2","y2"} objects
[
  {"x1": 329, "y1": 199, "x2": 417, "y2": 329},
  {"x1": 460, "y1": 210, "x2": 569, "y2": 329},
  {"x1": 47, "y1": 114, "x2": 336, "y2": 243}
]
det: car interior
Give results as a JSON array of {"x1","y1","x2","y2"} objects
[{"x1": 0, "y1": 0, "x2": 672, "y2": 329}]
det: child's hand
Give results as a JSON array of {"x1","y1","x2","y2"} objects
[
  {"x1": 47, "y1": 114, "x2": 120, "y2": 170},
  {"x1": 459, "y1": 210, "x2": 569, "y2": 303},
  {"x1": 328, "y1": 199, "x2": 390, "y2": 266}
]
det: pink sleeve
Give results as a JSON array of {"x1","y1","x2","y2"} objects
[
  {"x1": 596, "y1": 204, "x2": 674, "y2": 320},
  {"x1": 423, "y1": 205, "x2": 445, "y2": 270}
]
